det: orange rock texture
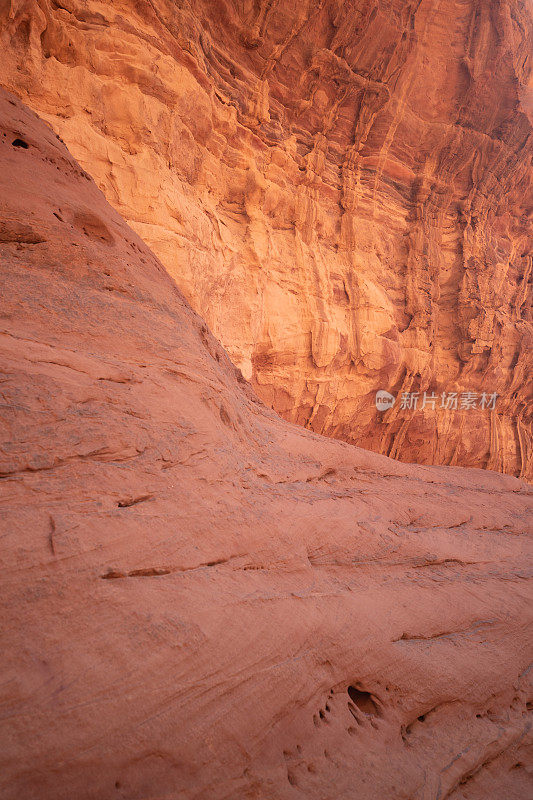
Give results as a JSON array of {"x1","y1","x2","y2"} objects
[
  {"x1": 1, "y1": 0, "x2": 532, "y2": 478},
  {"x1": 1, "y1": 88, "x2": 532, "y2": 800}
]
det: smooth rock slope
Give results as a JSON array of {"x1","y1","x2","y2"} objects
[
  {"x1": 1, "y1": 0, "x2": 532, "y2": 477},
  {"x1": 0, "y1": 90, "x2": 532, "y2": 800}
]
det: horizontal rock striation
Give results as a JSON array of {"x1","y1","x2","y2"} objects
[
  {"x1": 1, "y1": 0, "x2": 532, "y2": 477},
  {"x1": 0, "y1": 88, "x2": 532, "y2": 800}
]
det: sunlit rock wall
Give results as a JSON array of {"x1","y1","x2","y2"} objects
[{"x1": 1, "y1": 0, "x2": 531, "y2": 476}]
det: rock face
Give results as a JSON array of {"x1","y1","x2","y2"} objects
[
  {"x1": 1, "y1": 0, "x2": 532, "y2": 478},
  {"x1": 1, "y1": 89, "x2": 532, "y2": 800}
]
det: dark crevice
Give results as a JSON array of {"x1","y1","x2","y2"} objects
[
  {"x1": 101, "y1": 567, "x2": 170, "y2": 579},
  {"x1": 100, "y1": 556, "x2": 235, "y2": 581},
  {"x1": 205, "y1": 558, "x2": 227, "y2": 567},
  {"x1": 117, "y1": 494, "x2": 154, "y2": 508},
  {"x1": 48, "y1": 515, "x2": 56, "y2": 556},
  {"x1": 128, "y1": 567, "x2": 171, "y2": 577},
  {"x1": 347, "y1": 686, "x2": 381, "y2": 716}
]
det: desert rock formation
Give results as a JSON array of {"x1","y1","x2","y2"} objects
[
  {"x1": 0, "y1": 88, "x2": 532, "y2": 800},
  {"x1": 1, "y1": 0, "x2": 532, "y2": 478}
]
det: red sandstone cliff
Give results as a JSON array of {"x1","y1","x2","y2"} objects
[
  {"x1": 1, "y1": 0, "x2": 531, "y2": 478},
  {"x1": 0, "y1": 88, "x2": 532, "y2": 800}
]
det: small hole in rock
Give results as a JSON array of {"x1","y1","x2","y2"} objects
[
  {"x1": 347, "y1": 686, "x2": 380, "y2": 716},
  {"x1": 287, "y1": 770, "x2": 298, "y2": 786},
  {"x1": 12, "y1": 138, "x2": 29, "y2": 149}
]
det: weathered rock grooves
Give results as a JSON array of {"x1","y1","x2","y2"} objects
[
  {"x1": 0, "y1": 88, "x2": 531, "y2": 800},
  {"x1": 1, "y1": 0, "x2": 531, "y2": 476}
]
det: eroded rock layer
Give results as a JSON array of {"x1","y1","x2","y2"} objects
[
  {"x1": 1, "y1": 0, "x2": 532, "y2": 477},
  {"x1": 1, "y1": 89, "x2": 532, "y2": 800}
]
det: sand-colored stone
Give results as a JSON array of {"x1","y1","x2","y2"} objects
[
  {"x1": 0, "y1": 88, "x2": 532, "y2": 800},
  {"x1": 1, "y1": 0, "x2": 531, "y2": 478}
]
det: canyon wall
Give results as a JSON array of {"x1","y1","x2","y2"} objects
[
  {"x1": 0, "y1": 0, "x2": 532, "y2": 477},
  {"x1": 1, "y1": 87, "x2": 532, "y2": 800}
]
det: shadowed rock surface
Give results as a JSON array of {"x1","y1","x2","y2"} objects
[
  {"x1": 1, "y1": 0, "x2": 532, "y2": 477},
  {"x1": 0, "y1": 89, "x2": 532, "y2": 800}
]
